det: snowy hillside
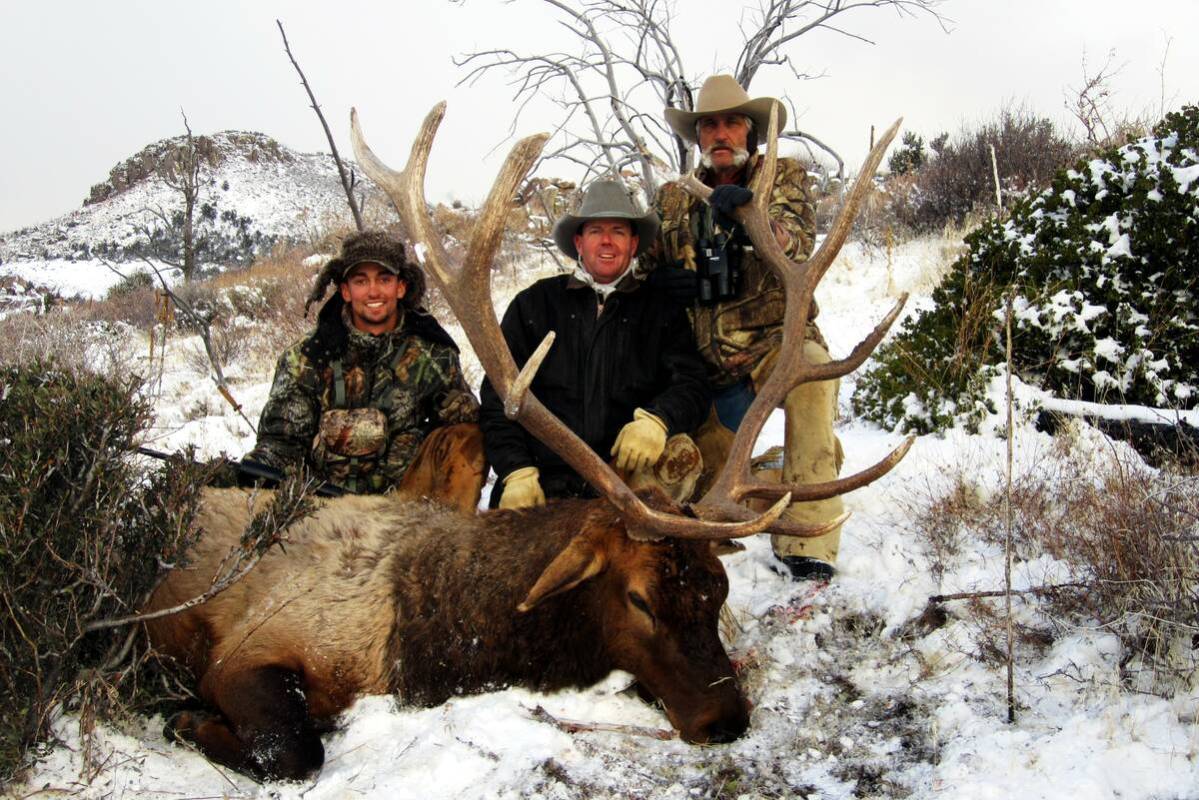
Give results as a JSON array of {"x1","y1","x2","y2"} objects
[
  {"x1": 0, "y1": 130, "x2": 366, "y2": 297},
  {"x1": 8, "y1": 235, "x2": 1198, "y2": 799}
]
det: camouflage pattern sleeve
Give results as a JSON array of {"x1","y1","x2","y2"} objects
[
  {"x1": 377, "y1": 340, "x2": 480, "y2": 487},
  {"x1": 245, "y1": 344, "x2": 321, "y2": 471},
  {"x1": 648, "y1": 180, "x2": 696, "y2": 273},
  {"x1": 770, "y1": 159, "x2": 818, "y2": 263},
  {"x1": 429, "y1": 346, "x2": 481, "y2": 426}
]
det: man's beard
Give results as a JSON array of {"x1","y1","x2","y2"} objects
[{"x1": 700, "y1": 145, "x2": 750, "y2": 170}]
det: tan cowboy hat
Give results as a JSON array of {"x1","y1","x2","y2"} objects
[
  {"x1": 552, "y1": 179, "x2": 660, "y2": 260},
  {"x1": 664, "y1": 74, "x2": 787, "y2": 145}
]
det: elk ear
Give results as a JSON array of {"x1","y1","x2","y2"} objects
[{"x1": 518, "y1": 537, "x2": 608, "y2": 612}]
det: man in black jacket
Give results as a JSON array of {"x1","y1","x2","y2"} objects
[{"x1": 480, "y1": 180, "x2": 709, "y2": 508}]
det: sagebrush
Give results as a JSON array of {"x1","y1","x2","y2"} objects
[{"x1": 0, "y1": 363, "x2": 213, "y2": 785}]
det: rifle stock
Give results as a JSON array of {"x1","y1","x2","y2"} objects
[{"x1": 136, "y1": 447, "x2": 346, "y2": 498}]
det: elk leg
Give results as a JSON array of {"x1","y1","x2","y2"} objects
[
  {"x1": 172, "y1": 666, "x2": 324, "y2": 782},
  {"x1": 396, "y1": 422, "x2": 487, "y2": 514}
]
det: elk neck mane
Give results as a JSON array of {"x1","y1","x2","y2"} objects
[{"x1": 386, "y1": 497, "x2": 626, "y2": 705}]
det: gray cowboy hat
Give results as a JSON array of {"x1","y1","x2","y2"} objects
[
  {"x1": 664, "y1": 74, "x2": 787, "y2": 145},
  {"x1": 552, "y1": 179, "x2": 661, "y2": 260}
]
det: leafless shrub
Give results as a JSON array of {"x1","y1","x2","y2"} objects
[
  {"x1": 912, "y1": 433, "x2": 1199, "y2": 694},
  {"x1": 0, "y1": 311, "x2": 140, "y2": 378},
  {"x1": 834, "y1": 176, "x2": 906, "y2": 249},
  {"x1": 182, "y1": 324, "x2": 251, "y2": 376},
  {"x1": 1065, "y1": 48, "x2": 1155, "y2": 153},
  {"x1": 891, "y1": 104, "x2": 1078, "y2": 233},
  {"x1": 79, "y1": 280, "x2": 161, "y2": 329}
]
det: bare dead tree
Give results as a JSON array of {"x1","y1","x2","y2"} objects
[
  {"x1": 455, "y1": 0, "x2": 947, "y2": 199},
  {"x1": 734, "y1": 0, "x2": 948, "y2": 86},
  {"x1": 151, "y1": 110, "x2": 207, "y2": 282},
  {"x1": 1064, "y1": 48, "x2": 1124, "y2": 148},
  {"x1": 277, "y1": 19, "x2": 365, "y2": 231}
]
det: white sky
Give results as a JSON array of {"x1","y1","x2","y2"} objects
[{"x1": 2, "y1": 0, "x2": 1196, "y2": 233}]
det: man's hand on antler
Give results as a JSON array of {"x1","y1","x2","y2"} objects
[{"x1": 611, "y1": 409, "x2": 668, "y2": 472}]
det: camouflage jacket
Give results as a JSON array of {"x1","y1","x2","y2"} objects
[
  {"x1": 649, "y1": 155, "x2": 821, "y2": 388},
  {"x1": 246, "y1": 302, "x2": 479, "y2": 493}
]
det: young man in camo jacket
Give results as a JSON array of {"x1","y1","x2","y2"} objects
[{"x1": 244, "y1": 230, "x2": 485, "y2": 511}]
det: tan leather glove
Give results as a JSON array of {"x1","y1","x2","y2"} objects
[
  {"x1": 610, "y1": 409, "x2": 668, "y2": 472},
  {"x1": 498, "y1": 466, "x2": 546, "y2": 509}
]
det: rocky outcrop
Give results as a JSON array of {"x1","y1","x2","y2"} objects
[{"x1": 85, "y1": 131, "x2": 296, "y2": 205}]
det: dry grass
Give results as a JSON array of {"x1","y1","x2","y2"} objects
[
  {"x1": 0, "y1": 311, "x2": 140, "y2": 377},
  {"x1": 910, "y1": 431, "x2": 1199, "y2": 694}
]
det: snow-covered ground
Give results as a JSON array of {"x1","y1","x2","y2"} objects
[{"x1": 8, "y1": 237, "x2": 1199, "y2": 799}]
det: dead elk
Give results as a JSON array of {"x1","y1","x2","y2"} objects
[
  {"x1": 145, "y1": 488, "x2": 748, "y2": 780},
  {"x1": 144, "y1": 100, "x2": 910, "y2": 782}
]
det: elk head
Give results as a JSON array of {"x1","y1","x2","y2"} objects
[{"x1": 515, "y1": 492, "x2": 749, "y2": 743}]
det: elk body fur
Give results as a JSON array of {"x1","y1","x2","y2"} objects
[{"x1": 145, "y1": 487, "x2": 747, "y2": 780}]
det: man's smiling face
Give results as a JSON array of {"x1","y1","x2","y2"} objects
[
  {"x1": 574, "y1": 218, "x2": 639, "y2": 284},
  {"x1": 339, "y1": 262, "x2": 406, "y2": 334}
]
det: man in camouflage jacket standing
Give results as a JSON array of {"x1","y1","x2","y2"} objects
[
  {"x1": 647, "y1": 75, "x2": 844, "y2": 581},
  {"x1": 245, "y1": 231, "x2": 485, "y2": 511}
]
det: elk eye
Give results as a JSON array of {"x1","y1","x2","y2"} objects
[{"x1": 628, "y1": 591, "x2": 655, "y2": 624}]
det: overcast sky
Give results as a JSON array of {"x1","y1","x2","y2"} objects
[{"x1": 3, "y1": 0, "x2": 1196, "y2": 233}]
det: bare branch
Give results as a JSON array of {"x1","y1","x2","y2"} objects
[
  {"x1": 527, "y1": 704, "x2": 676, "y2": 740},
  {"x1": 458, "y1": 0, "x2": 944, "y2": 200},
  {"x1": 736, "y1": 0, "x2": 950, "y2": 87},
  {"x1": 277, "y1": 19, "x2": 364, "y2": 231},
  {"x1": 84, "y1": 473, "x2": 319, "y2": 632}
]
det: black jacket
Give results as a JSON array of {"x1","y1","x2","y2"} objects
[{"x1": 480, "y1": 274, "x2": 709, "y2": 506}]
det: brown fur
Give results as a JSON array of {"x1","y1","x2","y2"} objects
[{"x1": 145, "y1": 488, "x2": 749, "y2": 780}]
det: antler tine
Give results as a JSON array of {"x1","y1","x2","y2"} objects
[
  {"x1": 350, "y1": 105, "x2": 453, "y2": 291},
  {"x1": 353, "y1": 102, "x2": 792, "y2": 542},
  {"x1": 804, "y1": 118, "x2": 903, "y2": 286},
  {"x1": 799, "y1": 290, "x2": 909, "y2": 385},
  {"x1": 735, "y1": 435, "x2": 916, "y2": 504}
]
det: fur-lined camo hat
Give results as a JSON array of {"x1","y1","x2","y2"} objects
[{"x1": 305, "y1": 230, "x2": 426, "y2": 315}]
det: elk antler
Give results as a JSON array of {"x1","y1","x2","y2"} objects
[
  {"x1": 350, "y1": 103, "x2": 790, "y2": 540},
  {"x1": 679, "y1": 104, "x2": 915, "y2": 534}
]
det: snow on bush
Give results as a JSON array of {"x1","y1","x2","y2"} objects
[{"x1": 855, "y1": 105, "x2": 1199, "y2": 433}]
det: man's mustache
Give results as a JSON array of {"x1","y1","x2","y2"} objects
[{"x1": 700, "y1": 144, "x2": 750, "y2": 169}]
